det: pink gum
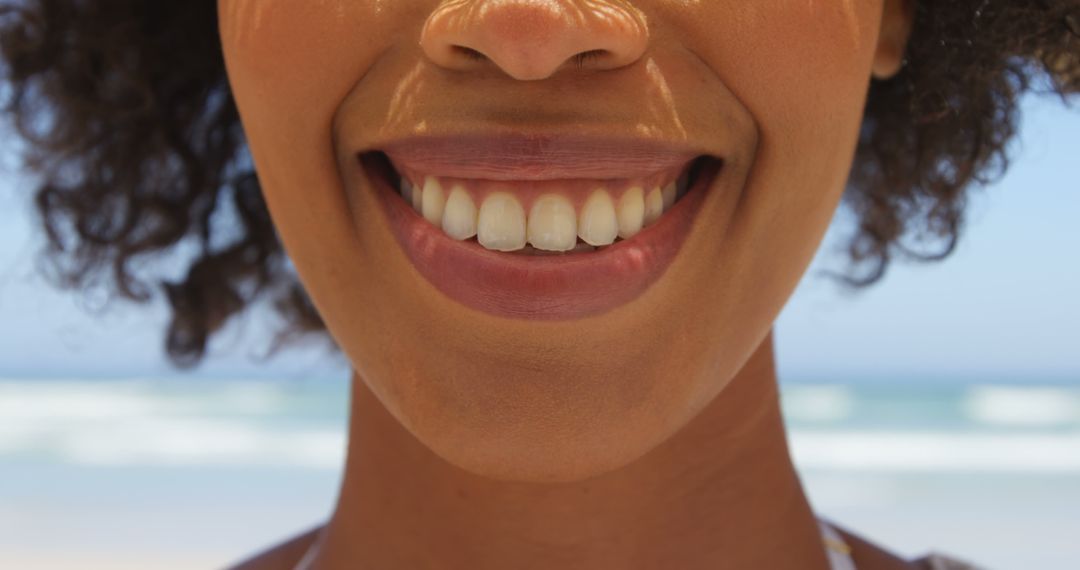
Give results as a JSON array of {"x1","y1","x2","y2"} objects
[{"x1": 391, "y1": 162, "x2": 689, "y2": 212}]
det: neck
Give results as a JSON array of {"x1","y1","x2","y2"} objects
[{"x1": 311, "y1": 330, "x2": 830, "y2": 570}]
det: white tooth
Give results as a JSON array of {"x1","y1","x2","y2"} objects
[
  {"x1": 441, "y1": 185, "x2": 477, "y2": 240},
  {"x1": 411, "y1": 178, "x2": 424, "y2": 212},
  {"x1": 616, "y1": 186, "x2": 645, "y2": 239},
  {"x1": 662, "y1": 182, "x2": 677, "y2": 211},
  {"x1": 578, "y1": 189, "x2": 618, "y2": 246},
  {"x1": 478, "y1": 192, "x2": 527, "y2": 251},
  {"x1": 644, "y1": 186, "x2": 664, "y2": 226},
  {"x1": 401, "y1": 178, "x2": 414, "y2": 204},
  {"x1": 421, "y1": 177, "x2": 445, "y2": 226},
  {"x1": 527, "y1": 194, "x2": 577, "y2": 251}
]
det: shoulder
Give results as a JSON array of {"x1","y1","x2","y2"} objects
[
  {"x1": 220, "y1": 520, "x2": 982, "y2": 570},
  {"x1": 830, "y1": 522, "x2": 927, "y2": 570},
  {"x1": 831, "y1": 522, "x2": 987, "y2": 570},
  {"x1": 223, "y1": 524, "x2": 323, "y2": 570}
]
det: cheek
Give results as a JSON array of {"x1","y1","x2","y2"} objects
[
  {"x1": 218, "y1": 1, "x2": 404, "y2": 364},
  {"x1": 217, "y1": 2, "x2": 395, "y2": 294},
  {"x1": 219, "y1": 2, "x2": 363, "y2": 112},
  {"x1": 666, "y1": 1, "x2": 883, "y2": 369},
  {"x1": 717, "y1": 0, "x2": 881, "y2": 163},
  {"x1": 218, "y1": 2, "x2": 361, "y2": 201},
  {"x1": 217, "y1": 2, "x2": 408, "y2": 197},
  {"x1": 698, "y1": 0, "x2": 882, "y2": 265}
]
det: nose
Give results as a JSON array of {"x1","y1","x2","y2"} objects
[{"x1": 420, "y1": 0, "x2": 649, "y2": 81}]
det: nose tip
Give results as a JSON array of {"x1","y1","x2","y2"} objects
[{"x1": 420, "y1": 0, "x2": 649, "y2": 81}]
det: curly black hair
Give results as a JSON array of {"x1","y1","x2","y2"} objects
[{"x1": 0, "y1": 1, "x2": 1077, "y2": 369}]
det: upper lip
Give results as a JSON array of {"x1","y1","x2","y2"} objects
[{"x1": 365, "y1": 133, "x2": 716, "y2": 181}]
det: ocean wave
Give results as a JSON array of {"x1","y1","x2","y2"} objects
[
  {"x1": 2, "y1": 379, "x2": 1078, "y2": 471},
  {"x1": 0, "y1": 415, "x2": 346, "y2": 469},
  {"x1": 790, "y1": 430, "x2": 1080, "y2": 472},
  {"x1": 0, "y1": 380, "x2": 289, "y2": 419},
  {"x1": 3, "y1": 417, "x2": 1079, "y2": 472},
  {"x1": 964, "y1": 386, "x2": 1080, "y2": 427},
  {"x1": 780, "y1": 385, "x2": 854, "y2": 422}
]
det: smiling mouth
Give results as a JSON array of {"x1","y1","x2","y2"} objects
[
  {"x1": 357, "y1": 137, "x2": 723, "y2": 320},
  {"x1": 363, "y1": 151, "x2": 715, "y2": 256}
]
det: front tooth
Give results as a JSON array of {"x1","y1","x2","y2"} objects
[
  {"x1": 617, "y1": 186, "x2": 645, "y2": 239},
  {"x1": 661, "y1": 182, "x2": 677, "y2": 210},
  {"x1": 643, "y1": 186, "x2": 664, "y2": 226},
  {"x1": 411, "y1": 178, "x2": 424, "y2": 212},
  {"x1": 401, "y1": 178, "x2": 414, "y2": 205},
  {"x1": 441, "y1": 185, "x2": 477, "y2": 240},
  {"x1": 421, "y1": 177, "x2": 445, "y2": 226},
  {"x1": 528, "y1": 194, "x2": 577, "y2": 251},
  {"x1": 478, "y1": 192, "x2": 527, "y2": 251},
  {"x1": 578, "y1": 189, "x2": 618, "y2": 246}
]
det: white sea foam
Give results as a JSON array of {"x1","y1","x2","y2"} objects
[
  {"x1": 0, "y1": 380, "x2": 296, "y2": 420},
  {"x1": 5, "y1": 419, "x2": 1080, "y2": 472},
  {"x1": 0, "y1": 381, "x2": 157, "y2": 419},
  {"x1": 790, "y1": 430, "x2": 1080, "y2": 472},
  {"x1": 18, "y1": 416, "x2": 346, "y2": 468},
  {"x1": 964, "y1": 386, "x2": 1080, "y2": 427},
  {"x1": 0, "y1": 379, "x2": 344, "y2": 468},
  {"x1": 780, "y1": 385, "x2": 854, "y2": 422},
  {"x1": 2, "y1": 380, "x2": 1079, "y2": 471}
]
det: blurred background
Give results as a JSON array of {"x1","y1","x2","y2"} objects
[{"x1": 1, "y1": 94, "x2": 1078, "y2": 570}]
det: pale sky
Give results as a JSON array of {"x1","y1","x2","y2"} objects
[{"x1": 1, "y1": 95, "x2": 1077, "y2": 382}]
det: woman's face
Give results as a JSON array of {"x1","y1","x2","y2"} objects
[{"x1": 219, "y1": 0, "x2": 909, "y2": 482}]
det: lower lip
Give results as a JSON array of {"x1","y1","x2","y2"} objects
[{"x1": 362, "y1": 153, "x2": 720, "y2": 320}]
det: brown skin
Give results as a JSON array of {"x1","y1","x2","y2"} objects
[{"x1": 219, "y1": 1, "x2": 916, "y2": 568}]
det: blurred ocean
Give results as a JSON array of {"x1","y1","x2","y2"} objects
[{"x1": 1, "y1": 375, "x2": 1078, "y2": 569}]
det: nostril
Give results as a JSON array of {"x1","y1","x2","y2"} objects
[
  {"x1": 570, "y1": 49, "x2": 609, "y2": 69},
  {"x1": 449, "y1": 46, "x2": 609, "y2": 71},
  {"x1": 452, "y1": 45, "x2": 489, "y2": 63},
  {"x1": 420, "y1": 0, "x2": 649, "y2": 81}
]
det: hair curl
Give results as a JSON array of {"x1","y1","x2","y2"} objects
[{"x1": 1, "y1": 1, "x2": 1077, "y2": 368}]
